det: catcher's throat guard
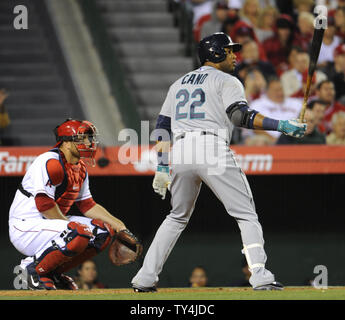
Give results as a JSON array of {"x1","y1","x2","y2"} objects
[{"x1": 54, "y1": 119, "x2": 99, "y2": 166}]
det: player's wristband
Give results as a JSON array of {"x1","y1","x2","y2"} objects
[
  {"x1": 157, "y1": 151, "x2": 169, "y2": 167},
  {"x1": 262, "y1": 117, "x2": 279, "y2": 131},
  {"x1": 157, "y1": 165, "x2": 169, "y2": 173}
]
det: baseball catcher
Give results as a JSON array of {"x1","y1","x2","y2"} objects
[{"x1": 9, "y1": 119, "x2": 142, "y2": 290}]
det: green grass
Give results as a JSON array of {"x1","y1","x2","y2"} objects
[{"x1": 1, "y1": 287, "x2": 345, "y2": 300}]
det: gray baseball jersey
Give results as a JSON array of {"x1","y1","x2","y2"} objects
[{"x1": 159, "y1": 65, "x2": 247, "y2": 141}]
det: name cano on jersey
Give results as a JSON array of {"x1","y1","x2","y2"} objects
[{"x1": 181, "y1": 73, "x2": 208, "y2": 85}]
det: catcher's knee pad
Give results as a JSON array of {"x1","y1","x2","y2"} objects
[
  {"x1": 90, "y1": 219, "x2": 115, "y2": 252},
  {"x1": 55, "y1": 221, "x2": 114, "y2": 274},
  {"x1": 63, "y1": 221, "x2": 94, "y2": 255},
  {"x1": 34, "y1": 222, "x2": 93, "y2": 275}
]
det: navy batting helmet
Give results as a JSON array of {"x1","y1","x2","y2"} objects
[{"x1": 198, "y1": 32, "x2": 242, "y2": 65}]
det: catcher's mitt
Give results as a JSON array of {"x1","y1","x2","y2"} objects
[{"x1": 108, "y1": 229, "x2": 143, "y2": 266}]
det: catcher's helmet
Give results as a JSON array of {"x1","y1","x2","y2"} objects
[
  {"x1": 54, "y1": 118, "x2": 99, "y2": 165},
  {"x1": 198, "y1": 32, "x2": 242, "y2": 65}
]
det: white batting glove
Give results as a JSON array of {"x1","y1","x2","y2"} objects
[
  {"x1": 277, "y1": 119, "x2": 307, "y2": 138},
  {"x1": 152, "y1": 165, "x2": 171, "y2": 200}
]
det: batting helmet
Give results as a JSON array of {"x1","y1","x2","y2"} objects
[
  {"x1": 54, "y1": 118, "x2": 99, "y2": 165},
  {"x1": 198, "y1": 32, "x2": 242, "y2": 65}
]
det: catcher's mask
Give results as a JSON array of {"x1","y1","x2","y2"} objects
[{"x1": 54, "y1": 118, "x2": 99, "y2": 166}]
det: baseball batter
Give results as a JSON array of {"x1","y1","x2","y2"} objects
[
  {"x1": 9, "y1": 119, "x2": 127, "y2": 290},
  {"x1": 131, "y1": 33, "x2": 307, "y2": 291}
]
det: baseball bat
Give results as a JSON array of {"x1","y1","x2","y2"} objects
[{"x1": 299, "y1": 25, "x2": 325, "y2": 123}]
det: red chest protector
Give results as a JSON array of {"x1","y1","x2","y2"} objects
[{"x1": 53, "y1": 149, "x2": 87, "y2": 215}]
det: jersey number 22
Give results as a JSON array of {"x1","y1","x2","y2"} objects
[{"x1": 175, "y1": 88, "x2": 205, "y2": 120}]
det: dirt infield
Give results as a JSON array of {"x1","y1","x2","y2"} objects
[
  {"x1": 0, "y1": 287, "x2": 345, "y2": 300},
  {"x1": 1, "y1": 287, "x2": 237, "y2": 297}
]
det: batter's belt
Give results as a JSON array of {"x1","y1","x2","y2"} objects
[{"x1": 175, "y1": 131, "x2": 229, "y2": 144}]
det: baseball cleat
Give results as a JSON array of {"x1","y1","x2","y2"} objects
[
  {"x1": 50, "y1": 272, "x2": 79, "y2": 290},
  {"x1": 25, "y1": 263, "x2": 56, "y2": 290},
  {"x1": 39, "y1": 277, "x2": 57, "y2": 290},
  {"x1": 132, "y1": 284, "x2": 157, "y2": 293},
  {"x1": 253, "y1": 281, "x2": 284, "y2": 291}
]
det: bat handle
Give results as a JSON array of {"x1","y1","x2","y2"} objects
[
  {"x1": 299, "y1": 101, "x2": 307, "y2": 123},
  {"x1": 299, "y1": 75, "x2": 313, "y2": 123}
]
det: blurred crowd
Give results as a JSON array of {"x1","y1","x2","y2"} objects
[
  {"x1": 3, "y1": 1, "x2": 345, "y2": 147},
  {"x1": 174, "y1": 0, "x2": 345, "y2": 145},
  {"x1": 0, "y1": 88, "x2": 10, "y2": 146}
]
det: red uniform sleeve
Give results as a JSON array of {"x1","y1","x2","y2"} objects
[
  {"x1": 75, "y1": 198, "x2": 96, "y2": 214},
  {"x1": 35, "y1": 193, "x2": 56, "y2": 212},
  {"x1": 46, "y1": 159, "x2": 64, "y2": 186}
]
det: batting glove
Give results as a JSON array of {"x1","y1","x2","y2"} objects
[
  {"x1": 277, "y1": 119, "x2": 307, "y2": 138},
  {"x1": 152, "y1": 165, "x2": 171, "y2": 200}
]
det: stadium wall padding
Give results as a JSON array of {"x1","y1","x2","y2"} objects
[{"x1": 1, "y1": 175, "x2": 344, "y2": 289}]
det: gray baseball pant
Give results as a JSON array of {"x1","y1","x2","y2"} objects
[{"x1": 131, "y1": 134, "x2": 275, "y2": 288}]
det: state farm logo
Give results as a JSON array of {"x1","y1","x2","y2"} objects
[
  {"x1": 0, "y1": 152, "x2": 36, "y2": 174},
  {"x1": 235, "y1": 154, "x2": 273, "y2": 172}
]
